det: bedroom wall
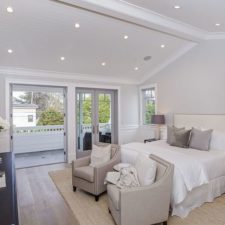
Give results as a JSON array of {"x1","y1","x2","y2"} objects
[
  {"x1": 142, "y1": 40, "x2": 225, "y2": 123},
  {"x1": 119, "y1": 84, "x2": 139, "y2": 144},
  {"x1": 0, "y1": 76, "x2": 9, "y2": 152}
]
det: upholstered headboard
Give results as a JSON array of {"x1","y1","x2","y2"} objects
[{"x1": 174, "y1": 114, "x2": 225, "y2": 133}]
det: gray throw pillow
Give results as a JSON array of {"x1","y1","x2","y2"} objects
[
  {"x1": 167, "y1": 126, "x2": 185, "y2": 144},
  {"x1": 189, "y1": 128, "x2": 213, "y2": 151},
  {"x1": 170, "y1": 129, "x2": 191, "y2": 148}
]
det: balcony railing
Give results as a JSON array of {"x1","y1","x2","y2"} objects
[
  {"x1": 13, "y1": 123, "x2": 111, "y2": 154},
  {"x1": 13, "y1": 125, "x2": 64, "y2": 154}
]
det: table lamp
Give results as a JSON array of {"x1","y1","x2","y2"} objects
[{"x1": 151, "y1": 115, "x2": 165, "y2": 140}]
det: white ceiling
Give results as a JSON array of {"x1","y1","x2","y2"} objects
[
  {"x1": 0, "y1": 0, "x2": 194, "y2": 83},
  {"x1": 0, "y1": 0, "x2": 207, "y2": 84},
  {"x1": 124, "y1": 0, "x2": 225, "y2": 32}
]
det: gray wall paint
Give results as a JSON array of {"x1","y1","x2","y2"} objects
[
  {"x1": 143, "y1": 40, "x2": 225, "y2": 120},
  {"x1": 0, "y1": 76, "x2": 6, "y2": 118}
]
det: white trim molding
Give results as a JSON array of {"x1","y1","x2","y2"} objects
[
  {"x1": 0, "y1": 67, "x2": 137, "y2": 85},
  {"x1": 205, "y1": 32, "x2": 225, "y2": 40}
]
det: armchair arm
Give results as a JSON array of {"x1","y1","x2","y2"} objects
[
  {"x1": 120, "y1": 166, "x2": 173, "y2": 225},
  {"x1": 72, "y1": 156, "x2": 91, "y2": 175}
]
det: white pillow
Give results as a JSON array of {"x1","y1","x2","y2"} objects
[
  {"x1": 210, "y1": 131, "x2": 225, "y2": 151},
  {"x1": 135, "y1": 154, "x2": 157, "y2": 186},
  {"x1": 90, "y1": 144, "x2": 111, "y2": 167}
]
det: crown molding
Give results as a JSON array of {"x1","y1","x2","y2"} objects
[
  {"x1": 139, "y1": 42, "x2": 197, "y2": 84},
  {"x1": 205, "y1": 32, "x2": 225, "y2": 40},
  {"x1": 0, "y1": 67, "x2": 137, "y2": 85}
]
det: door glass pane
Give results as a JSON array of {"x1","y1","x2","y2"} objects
[
  {"x1": 98, "y1": 93, "x2": 112, "y2": 143},
  {"x1": 77, "y1": 92, "x2": 93, "y2": 151}
]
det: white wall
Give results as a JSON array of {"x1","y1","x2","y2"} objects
[
  {"x1": 0, "y1": 76, "x2": 6, "y2": 118},
  {"x1": 0, "y1": 76, "x2": 9, "y2": 152},
  {"x1": 142, "y1": 40, "x2": 225, "y2": 123},
  {"x1": 119, "y1": 85, "x2": 140, "y2": 144}
]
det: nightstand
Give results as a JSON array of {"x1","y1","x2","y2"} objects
[{"x1": 144, "y1": 138, "x2": 157, "y2": 143}]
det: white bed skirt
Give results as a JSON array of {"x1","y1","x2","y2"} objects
[{"x1": 173, "y1": 175, "x2": 225, "y2": 218}]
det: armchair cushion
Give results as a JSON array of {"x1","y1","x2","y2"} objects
[
  {"x1": 74, "y1": 166, "x2": 94, "y2": 182},
  {"x1": 90, "y1": 144, "x2": 111, "y2": 167},
  {"x1": 107, "y1": 184, "x2": 120, "y2": 210}
]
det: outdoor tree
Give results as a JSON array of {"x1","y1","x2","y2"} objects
[
  {"x1": 79, "y1": 94, "x2": 110, "y2": 124},
  {"x1": 145, "y1": 102, "x2": 155, "y2": 124},
  {"x1": 98, "y1": 94, "x2": 110, "y2": 123},
  {"x1": 14, "y1": 91, "x2": 64, "y2": 121},
  {"x1": 37, "y1": 108, "x2": 64, "y2": 125}
]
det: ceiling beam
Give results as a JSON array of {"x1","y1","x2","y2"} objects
[{"x1": 52, "y1": 0, "x2": 205, "y2": 43}]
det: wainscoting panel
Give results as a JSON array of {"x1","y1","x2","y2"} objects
[{"x1": 119, "y1": 125, "x2": 139, "y2": 144}]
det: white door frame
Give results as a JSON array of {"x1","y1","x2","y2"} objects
[
  {"x1": 76, "y1": 88, "x2": 117, "y2": 154},
  {"x1": 5, "y1": 77, "x2": 121, "y2": 162},
  {"x1": 10, "y1": 83, "x2": 67, "y2": 164}
]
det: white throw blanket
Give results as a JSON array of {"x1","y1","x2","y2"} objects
[{"x1": 105, "y1": 166, "x2": 140, "y2": 189}]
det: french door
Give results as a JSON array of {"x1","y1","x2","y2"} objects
[{"x1": 76, "y1": 88, "x2": 116, "y2": 156}]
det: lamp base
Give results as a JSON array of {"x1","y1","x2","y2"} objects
[{"x1": 155, "y1": 125, "x2": 161, "y2": 140}]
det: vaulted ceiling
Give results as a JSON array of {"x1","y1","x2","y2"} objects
[{"x1": 0, "y1": 0, "x2": 224, "y2": 84}]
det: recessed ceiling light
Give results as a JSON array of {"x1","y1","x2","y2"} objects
[
  {"x1": 101, "y1": 62, "x2": 106, "y2": 66},
  {"x1": 144, "y1": 56, "x2": 151, "y2": 61},
  {"x1": 215, "y1": 23, "x2": 221, "y2": 27},
  {"x1": 75, "y1": 23, "x2": 80, "y2": 28},
  {"x1": 6, "y1": 6, "x2": 14, "y2": 13},
  {"x1": 161, "y1": 44, "x2": 166, "y2": 48},
  {"x1": 134, "y1": 67, "x2": 139, "y2": 71},
  {"x1": 124, "y1": 35, "x2": 128, "y2": 40},
  {"x1": 8, "y1": 49, "x2": 13, "y2": 54},
  {"x1": 60, "y1": 56, "x2": 65, "y2": 61},
  {"x1": 174, "y1": 5, "x2": 181, "y2": 9}
]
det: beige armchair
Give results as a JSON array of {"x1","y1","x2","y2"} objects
[
  {"x1": 72, "y1": 144, "x2": 120, "y2": 201},
  {"x1": 107, "y1": 154, "x2": 174, "y2": 225}
]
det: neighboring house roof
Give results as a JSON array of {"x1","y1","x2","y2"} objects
[{"x1": 13, "y1": 104, "x2": 38, "y2": 109}]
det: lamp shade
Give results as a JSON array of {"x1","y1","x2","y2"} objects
[{"x1": 151, "y1": 115, "x2": 165, "y2": 125}]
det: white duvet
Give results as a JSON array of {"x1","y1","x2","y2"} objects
[{"x1": 121, "y1": 140, "x2": 225, "y2": 214}]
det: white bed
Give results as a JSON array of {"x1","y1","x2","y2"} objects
[{"x1": 121, "y1": 114, "x2": 225, "y2": 218}]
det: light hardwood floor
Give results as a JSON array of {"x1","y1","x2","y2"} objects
[{"x1": 16, "y1": 163, "x2": 79, "y2": 225}]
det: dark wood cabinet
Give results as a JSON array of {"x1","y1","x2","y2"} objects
[{"x1": 0, "y1": 152, "x2": 19, "y2": 225}]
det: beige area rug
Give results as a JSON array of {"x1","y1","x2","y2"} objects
[{"x1": 49, "y1": 169, "x2": 225, "y2": 225}]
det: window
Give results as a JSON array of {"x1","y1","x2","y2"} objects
[
  {"x1": 141, "y1": 86, "x2": 156, "y2": 125},
  {"x1": 28, "y1": 115, "x2": 34, "y2": 123}
]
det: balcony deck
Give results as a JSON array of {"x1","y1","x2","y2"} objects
[{"x1": 15, "y1": 149, "x2": 64, "y2": 169}]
